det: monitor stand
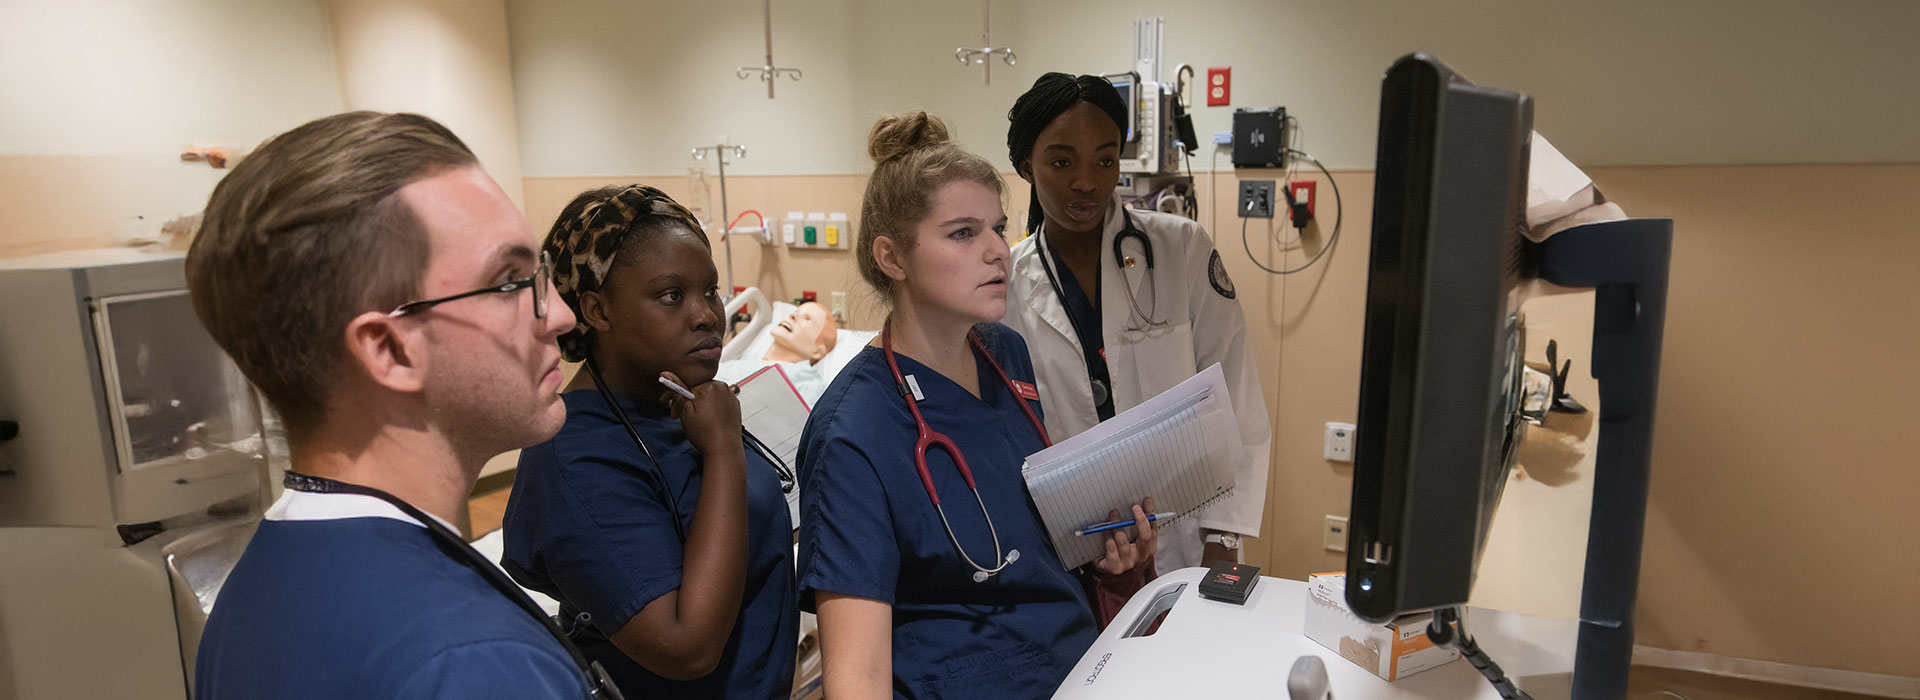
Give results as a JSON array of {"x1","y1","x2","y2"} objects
[{"x1": 1536, "y1": 218, "x2": 1675, "y2": 700}]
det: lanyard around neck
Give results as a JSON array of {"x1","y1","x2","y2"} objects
[{"x1": 281, "y1": 472, "x2": 624, "y2": 699}]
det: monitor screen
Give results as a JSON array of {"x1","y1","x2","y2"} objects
[{"x1": 1345, "y1": 53, "x2": 1535, "y2": 623}]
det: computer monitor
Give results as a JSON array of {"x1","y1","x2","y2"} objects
[{"x1": 1345, "y1": 53, "x2": 1535, "y2": 623}]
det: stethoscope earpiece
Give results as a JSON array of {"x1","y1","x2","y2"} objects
[{"x1": 969, "y1": 550, "x2": 1020, "y2": 583}]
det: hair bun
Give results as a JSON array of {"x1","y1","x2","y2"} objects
[{"x1": 867, "y1": 112, "x2": 953, "y2": 164}]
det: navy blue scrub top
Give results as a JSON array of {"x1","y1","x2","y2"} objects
[
  {"x1": 1043, "y1": 243, "x2": 1116, "y2": 421},
  {"x1": 796, "y1": 323, "x2": 1098, "y2": 700},
  {"x1": 196, "y1": 516, "x2": 589, "y2": 699},
  {"x1": 504, "y1": 390, "x2": 797, "y2": 700}
]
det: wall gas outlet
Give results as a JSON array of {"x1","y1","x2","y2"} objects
[
  {"x1": 784, "y1": 211, "x2": 803, "y2": 245},
  {"x1": 1239, "y1": 180, "x2": 1275, "y2": 218},
  {"x1": 1324, "y1": 422, "x2": 1355, "y2": 462},
  {"x1": 827, "y1": 212, "x2": 850, "y2": 247},
  {"x1": 1324, "y1": 515, "x2": 1348, "y2": 552}
]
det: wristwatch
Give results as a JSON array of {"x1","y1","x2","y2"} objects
[{"x1": 1204, "y1": 532, "x2": 1242, "y2": 550}]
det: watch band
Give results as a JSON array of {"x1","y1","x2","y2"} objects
[{"x1": 1204, "y1": 532, "x2": 1242, "y2": 550}]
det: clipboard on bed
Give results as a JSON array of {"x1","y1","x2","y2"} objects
[
  {"x1": 735, "y1": 364, "x2": 810, "y2": 527},
  {"x1": 1021, "y1": 364, "x2": 1244, "y2": 570}
]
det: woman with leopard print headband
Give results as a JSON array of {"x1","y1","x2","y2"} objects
[{"x1": 501, "y1": 184, "x2": 799, "y2": 699}]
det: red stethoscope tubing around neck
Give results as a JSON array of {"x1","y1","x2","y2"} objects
[
  {"x1": 882, "y1": 322, "x2": 1050, "y2": 504},
  {"x1": 881, "y1": 322, "x2": 1051, "y2": 581}
]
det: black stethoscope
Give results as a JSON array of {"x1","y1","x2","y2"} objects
[
  {"x1": 282, "y1": 472, "x2": 626, "y2": 699},
  {"x1": 580, "y1": 356, "x2": 794, "y2": 544},
  {"x1": 881, "y1": 322, "x2": 1051, "y2": 582},
  {"x1": 1034, "y1": 206, "x2": 1168, "y2": 335}
]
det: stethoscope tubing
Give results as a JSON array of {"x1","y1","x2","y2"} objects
[
  {"x1": 1034, "y1": 207, "x2": 1167, "y2": 332},
  {"x1": 880, "y1": 322, "x2": 1050, "y2": 580}
]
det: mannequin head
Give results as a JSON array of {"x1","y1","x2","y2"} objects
[{"x1": 763, "y1": 301, "x2": 838, "y2": 365}]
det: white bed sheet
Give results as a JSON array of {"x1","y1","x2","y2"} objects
[{"x1": 718, "y1": 300, "x2": 875, "y2": 404}]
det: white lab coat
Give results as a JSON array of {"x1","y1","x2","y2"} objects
[{"x1": 1004, "y1": 193, "x2": 1273, "y2": 570}]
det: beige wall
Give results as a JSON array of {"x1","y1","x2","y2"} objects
[
  {"x1": 0, "y1": 0, "x2": 343, "y2": 253},
  {"x1": 325, "y1": 0, "x2": 527, "y2": 208},
  {"x1": 1597, "y1": 164, "x2": 1920, "y2": 677},
  {"x1": 508, "y1": 0, "x2": 1920, "y2": 175}
]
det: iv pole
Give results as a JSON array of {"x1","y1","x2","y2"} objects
[
  {"x1": 737, "y1": 0, "x2": 801, "y2": 98},
  {"x1": 954, "y1": 0, "x2": 1015, "y2": 85},
  {"x1": 690, "y1": 142, "x2": 748, "y2": 295}
]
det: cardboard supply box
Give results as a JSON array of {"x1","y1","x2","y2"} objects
[{"x1": 1303, "y1": 572, "x2": 1460, "y2": 681}]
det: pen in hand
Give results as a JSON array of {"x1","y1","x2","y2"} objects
[
  {"x1": 658, "y1": 374, "x2": 697, "y2": 400},
  {"x1": 1076, "y1": 512, "x2": 1175, "y2": 536}
]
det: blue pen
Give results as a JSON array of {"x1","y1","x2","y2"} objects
[{"x1": 1076, "y1": 512, "x2": 1175, "y2": 536}]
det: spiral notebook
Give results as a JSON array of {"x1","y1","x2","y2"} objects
[{"x1": 1021, "y1": 363, "x2": 1245, "y2": 570}]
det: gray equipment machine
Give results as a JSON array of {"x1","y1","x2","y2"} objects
[{"x1": 0, "y1": 248, "x2": 278, "y2": 700}]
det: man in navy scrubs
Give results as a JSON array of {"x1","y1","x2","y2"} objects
[{"x1": 185, "y1": 112, "x2": 597, "y2": 698}]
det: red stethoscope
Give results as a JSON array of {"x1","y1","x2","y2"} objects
[{"x1": 882, "y1": 322, "x2": 1051, "y2": 582}]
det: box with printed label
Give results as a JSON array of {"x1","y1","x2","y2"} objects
[{"x1": 1302, "y1": 572, "x2": 1459, "y2": 681}]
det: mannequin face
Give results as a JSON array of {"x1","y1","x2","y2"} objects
[{"x1": 765, "y1": 301, "x2": 838, "y2": 364}]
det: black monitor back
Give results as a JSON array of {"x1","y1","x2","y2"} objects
[{"x1": 1345, "y1": 53, "x2": 1534, "y2": 623}]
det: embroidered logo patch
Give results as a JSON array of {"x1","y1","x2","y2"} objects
[{"x1": 1208, "y1": 249, "x2": 1236, "y2": 299}]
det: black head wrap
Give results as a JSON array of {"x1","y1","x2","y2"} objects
[
  {"x1": 1007, "y1": 72, "x2": 1129, "y2": 233},
  {"x1": 541, "y1": 184, "x2": 704, "y2": 363}
]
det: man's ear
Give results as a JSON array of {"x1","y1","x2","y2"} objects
[
  {"x1": 809, "y1": 342, "x2": 828, "y2": 363},
  {"x1": 872, "y1": 235, "x2": 909, "y2": 282},
  {"x1": 579, "y1": 290, "x2": 613, "y2": 333},
  {"x1": 343, "y1": 311, "x2": 425, "y2": 394}
]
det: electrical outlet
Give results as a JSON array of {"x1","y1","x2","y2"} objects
[
  {"x1": 830, "y1": 290, "x2": 847, "y2": 323},
  {"x1": 1239, "y1": 180, "x2": 1275, "y2": 218},
  {"x1": 1324, "y1": 515, "x2": 1349, "y2": 552},
  {"x1": 1291, "y1": 181, "x2": 1317, "y2": 218},
  {"x1": 1324, "y1": 422, "x2": 1356, "y2": 462}
]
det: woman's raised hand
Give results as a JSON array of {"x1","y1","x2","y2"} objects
[{"x1": 660, "y1": 370, "x2": 742, "y2": 457}]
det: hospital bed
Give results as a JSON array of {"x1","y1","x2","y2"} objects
[{"x1": 717, "y1": 287, "x2": 876, "y2": 403}]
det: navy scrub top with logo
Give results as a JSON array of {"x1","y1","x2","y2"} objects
[
  {"x1": 795, "y1": 322, "x2": 1097, "y2": 700},
  {"x1": 504, "y1": 390, "x2": 797, "y2": 700}
]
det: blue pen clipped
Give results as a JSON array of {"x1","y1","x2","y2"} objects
[{"x1": 1075, "y1": 512, "x2": 1176, "y2": 536}]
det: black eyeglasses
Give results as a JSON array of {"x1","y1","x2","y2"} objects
[{"x1": 389, "y1": 251, "x2": 553, "y2": 319}]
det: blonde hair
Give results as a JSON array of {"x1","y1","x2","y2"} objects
[{"x1": 856, "y1": 112, "x2": 1004, "y2": 297}]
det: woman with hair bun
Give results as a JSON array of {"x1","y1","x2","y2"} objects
[{"x1": 794, "y1": 111, "x2": 1157, "y2": 700}]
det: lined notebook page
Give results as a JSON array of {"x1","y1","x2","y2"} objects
[
  {"x1": 735, "y1": 365, "x2": 809, "y2": 526},
  {"x1": 1022, "y1": 364, "x2": 1244, "y2": 569}
]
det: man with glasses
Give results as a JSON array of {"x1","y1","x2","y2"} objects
[{"x1": 186, "y1": 112, "x2": 613, "y2": 698}]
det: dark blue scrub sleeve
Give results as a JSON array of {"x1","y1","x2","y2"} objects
[
  {"x1": 541, "y1": 451, "x2": 688, "y2": 637},
  {"x1": 796, "y1": 436, "x2": 899, "y2": 610}
]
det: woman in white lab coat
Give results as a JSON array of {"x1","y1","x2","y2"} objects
[{"x1": 1002, "y1": 72, "x2": 1272, "y2": 570}]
